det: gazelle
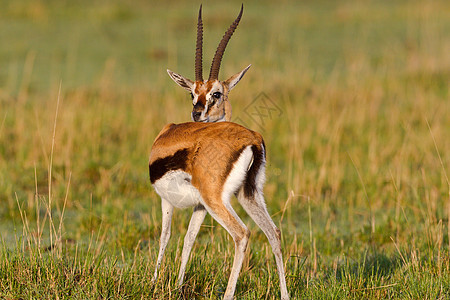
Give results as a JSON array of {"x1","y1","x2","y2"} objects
[{"x1": 149, "y1": 5, "x2": 289, "y2": 299}]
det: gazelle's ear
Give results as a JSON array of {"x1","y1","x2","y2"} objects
[
  {"x1": 224, "y1": 64, "x2": 251, "y2": 91},
  {"x1": 167, "y1": 70, "x2": 194, "y2": 91}
]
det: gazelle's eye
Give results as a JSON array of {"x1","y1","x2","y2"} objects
[
  {"x1": 190, "y1": 92, "x2": 194, "y2": 99},
  {"x1": 212, "y1": 92, "x2": 221, "y2": 99}
]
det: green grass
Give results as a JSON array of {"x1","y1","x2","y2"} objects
[{"x1": 1, "y1": 0, "x2": 449, "y2": 298}]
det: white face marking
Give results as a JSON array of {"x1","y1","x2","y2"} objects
[
  {"x1": 192, "y1": 83, "x2": 199, "y2": 105},
  {"x1": 201, "y1": 81, "x2": 225, "y2": 121},
  {"x1": 208, "y1": 81, "x2": 224, "y2": 103},
  {"x1": 191, "y1": 81, "x2": 227, "y2": 122}
]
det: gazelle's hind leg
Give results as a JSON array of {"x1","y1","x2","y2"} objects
[
  {"x1": 153, "y1": 198, "x2": 174, "y2": 281},
  {"x1": 236, "y1": 186, "x2": 289, "y2": 299},
  {"x1": 192, "y1": 145, "x2": 253, "y2": 299},
  {"x1": 177, "y1": 204, "x2": 207, "y2": 286},
  {"x1": 202, "y1": 198, "x2": 250, "y2": 300}
]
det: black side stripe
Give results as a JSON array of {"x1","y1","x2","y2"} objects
[{"x1": 149, "y1": 148, "x2": 189, "y2": 184}]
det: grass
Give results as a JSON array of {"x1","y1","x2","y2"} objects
[{"x1": 0, "y1": 0, "x2": 449, "y2": 298}]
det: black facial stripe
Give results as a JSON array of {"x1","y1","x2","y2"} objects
[{"x1": 194, "y1": 102, "x2": 204, "y2": 110}]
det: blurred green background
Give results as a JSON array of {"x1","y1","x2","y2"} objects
[
  {"x1": 2, "y1": 0, "x2": 447, "y2": 94},
  {"x1": 0, "y1": 0, "x2": 449, "y2": 298}
]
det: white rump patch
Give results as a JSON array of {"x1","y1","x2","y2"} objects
[
  {"x1": 221, "y1": 146, "x2": 254, "y2": 204},
  {"x1": 255, "y1": 144, "x2": 266, "y2": 194},
  {"x1": 153, "y1": 170, "x2": 202, "y2": 209}
]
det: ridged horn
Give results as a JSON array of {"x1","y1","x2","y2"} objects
[
  {"x1": 208, "y1": 4, "x2": 243, "y2": 80},
  {"x1": 195, "y1": 5, "x2": 203, "y2": 82}
]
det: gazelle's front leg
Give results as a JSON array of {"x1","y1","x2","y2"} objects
[
  {"x1": 153, "y1": 198, "x2": 174, "y2": 281},
  {"x1": 177, "y1": 204, "x2": 207, "y2": 286}
]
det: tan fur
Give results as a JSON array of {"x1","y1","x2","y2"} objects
[
  {"x1": 149, "y1": 122, "x2": 262, "y2": 205},
  {"x1": 224, "y1": 100, "x2": 232, "y2": 122},
  {"x1": 193, "y1": 80, "x2": 214, "y2": 108},
  {"x1": 150, "y1": 122, "x2": 262, "y2": 171},
  {"x1": 149, "y1": 121, "x2": 263, "y2": 258}
]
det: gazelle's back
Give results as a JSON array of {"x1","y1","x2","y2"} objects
[{"x1": 149, "y1": 122, "x2": 264, "y2": 185}]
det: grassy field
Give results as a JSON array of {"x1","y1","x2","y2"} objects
[{"x1": 1, "y1": 0, "x2": 449, "y2": 298}]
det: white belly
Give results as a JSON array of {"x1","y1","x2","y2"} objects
[{"x1": 152, "y1": 170, "x2": 202, "y2": 208}]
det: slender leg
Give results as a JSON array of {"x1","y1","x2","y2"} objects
[
  {"x1": 153, "y1": 198, "x2": 174, "y2": 281},
  {"x1": 202, "y1": 199, "x2": 250, "y2": 300},
  {"x1": 237, "y1": 189, "x2": 290, "y2": 300},
  {"x1": 177, "y1": 204, "x2": 207, "y2": 286}
]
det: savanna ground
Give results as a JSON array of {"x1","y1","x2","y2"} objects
[{"x1": 0, "y1": 0, "x2": 449, "y2": 299}]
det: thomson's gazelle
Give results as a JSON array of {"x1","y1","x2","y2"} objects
[{"x1": 149, "y1": 5, "x2": 289, "y2": 299}]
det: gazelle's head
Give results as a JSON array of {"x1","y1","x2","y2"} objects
[{"x1": 167, "y1": 5, "x2": 250, "y2": 123}]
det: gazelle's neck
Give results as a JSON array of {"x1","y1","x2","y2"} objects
[{"x1": 224, "y1": 100, "x2": 232, "y2": 122}]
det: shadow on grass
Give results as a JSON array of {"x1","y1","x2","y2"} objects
[{"x1": 334, "y1": 251, "x2": 402, "y2": 281}]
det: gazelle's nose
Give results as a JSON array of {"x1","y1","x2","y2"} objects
[{"x1": 192, "y1": 111, "x2": 202, "y2": 121}]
